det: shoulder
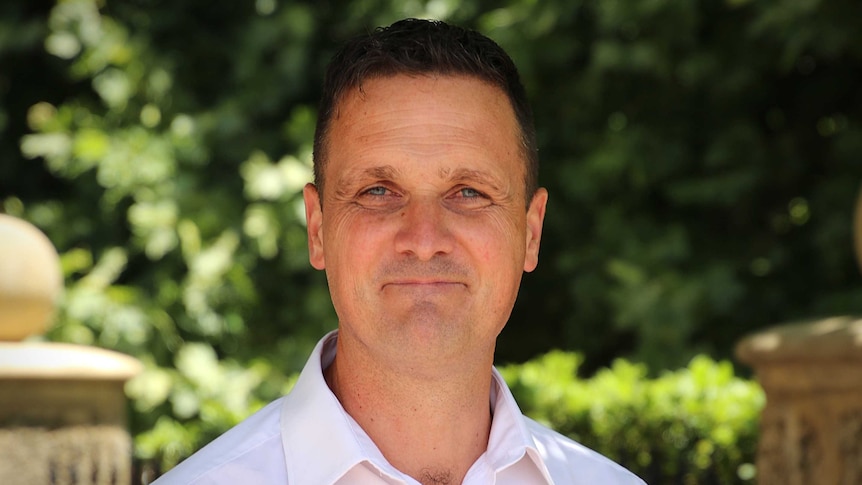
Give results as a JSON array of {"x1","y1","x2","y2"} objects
[
  {"x1": 152, "y1": 398, "x2": 286, "y2": 485},
  {"x1": 525, "y1": 417, "x2": 647, "y2": 485}
]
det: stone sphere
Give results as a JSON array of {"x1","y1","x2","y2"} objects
[{"x1": 0, "y1": 214, "x2": 62, "y2": 341}]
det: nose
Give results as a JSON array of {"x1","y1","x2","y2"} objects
[{"x1": 393, "y1": 198, "x2": 455, "y2": 261}]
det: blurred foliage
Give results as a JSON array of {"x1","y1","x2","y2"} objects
[
  {"x1": 1, "y1": 0, "x2": 861, "y2": 473},
  {"x1": 502, "y1": 352, "x2": 764, "y2": 484}
]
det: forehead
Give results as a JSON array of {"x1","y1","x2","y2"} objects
[
  {"x1": 334, "y1": 73, "x2": 515, "y2": 123},
  {"x1": 325, "y1": 74, "x2": 525, "y2": 185}
]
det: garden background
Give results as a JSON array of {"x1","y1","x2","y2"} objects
[{"x1": 1, "y1": 0, "x2": 861, "y2": 483}]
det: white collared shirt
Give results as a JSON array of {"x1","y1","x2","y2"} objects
[{"x1": 153, "y1": 332, "x2": 646, "y2": 484}]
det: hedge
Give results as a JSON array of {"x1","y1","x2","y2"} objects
[{"x1": 501, "y1": 352, "x2": 764, "y2": 484}]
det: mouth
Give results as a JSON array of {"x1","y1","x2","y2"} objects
[{"x1": 382, "y1": 280, "x2": 467, "y2": 290}]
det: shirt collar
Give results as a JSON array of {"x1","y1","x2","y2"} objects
[
  {"x1": 279, "y1": 330, "x2": 553, "y2": 485},
  {"x1": 279, "y1": 331, "x2": 374, "y2": 484},
  {"x1": 487, "y1": 367, "x2": 555, "y2": 483}
]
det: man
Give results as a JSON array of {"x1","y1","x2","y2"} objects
[{"x1": 154, "y1": 18, "x2": 645, "y2": 485}]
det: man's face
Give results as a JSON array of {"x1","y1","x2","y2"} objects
[{"x1": 304, "y1": 74, "x2": 547, "y2": 370}]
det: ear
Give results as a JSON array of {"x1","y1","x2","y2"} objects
[
  {"x1": 523, "y1": 188, "x2": 548, "y2": 273},
  {"x1": 303, "y1": 183, "x2": 325, "y2": 270}
]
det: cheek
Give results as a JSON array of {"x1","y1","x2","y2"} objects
[
  {"x1": 460, "y1": 216, "x2": 525, "y2": 267},
  {"x1": 324, "y1": 213, "x2": 392, "y2": 268}
]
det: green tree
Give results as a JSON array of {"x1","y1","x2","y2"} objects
[{"x1": 495, "y1": 0, "x2": 862, "y2": 370}]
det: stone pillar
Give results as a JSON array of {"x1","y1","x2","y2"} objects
[
  {"x1": 0, "y1": 214, "x2": 142, "y2": 485},
  {"x1": 736, "y1": 317, "x2": 862, "y2": 485}
]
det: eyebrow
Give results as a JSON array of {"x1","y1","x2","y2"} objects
[
  {"x1": 333, "y1": 165, "x2": 401, "y2": 198},
  {"x1": 441, "y1": 167, "x2": 504, "y2": 192},
  {"x1": 365, "y1": 165, "x2": 400, "y2": 180},
  {"x1": 340, "y1": 165, "x2": 401, "y2": 183}
]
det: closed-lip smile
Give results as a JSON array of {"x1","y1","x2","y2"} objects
[{"x1": 382, "y1": 279, "x2": 466, "y2": 289}]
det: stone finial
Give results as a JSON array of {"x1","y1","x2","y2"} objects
[
  {"x1": 0, "y1": 213, "x2": 143, "y2": 485},
  {"x1": 0, "y1": 213, "x2": 63, "y2": 341},
  {"x1": 736, "y1": 317, "x2": 862, "y2": 485},
  {"x1": 736, "y1": 316, "x2": 862, "y2": 366}
]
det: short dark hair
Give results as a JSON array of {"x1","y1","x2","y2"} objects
[{"x1": 313, "y1": 18, "x2": 538, "y2": 205}]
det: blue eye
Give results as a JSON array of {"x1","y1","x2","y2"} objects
[
  {"x1": 459, "y1": 187, "x2": 481, "y2": 198},
  {"x1": 366, "y1": 186, "x2": 388, "y2": 196}
]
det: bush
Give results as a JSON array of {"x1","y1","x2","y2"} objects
[{"x1": 501, "y1": 352, "x2": 764, "y2": 484}]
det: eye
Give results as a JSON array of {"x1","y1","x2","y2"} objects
[
  {"x1": 364, "y1": 186, "x2": 389, "y2": 196},
  {"x1": 453, "y1": 186, "x2": 488, "y2": 200},
  {"x1": 447, "y1": 186, "x2": 492, "y2": 209}
]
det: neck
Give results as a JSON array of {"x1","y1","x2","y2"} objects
[{"x1": 325, "y1": 336, "x2": 495, "y2": 485}]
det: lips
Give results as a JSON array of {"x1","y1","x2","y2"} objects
[
  {"x1": 376, "y1": 260, "x2": 470, "y2": 290},
  {"x1": 382, "y1": 280, "x2": 466, "y2": 289},
  {"x1": 386, "y1": 278, "x2": 462, "y2": 284}
]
